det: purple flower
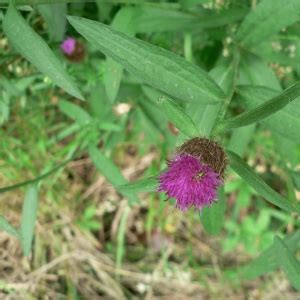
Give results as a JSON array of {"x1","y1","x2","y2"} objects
[
  {"x1": 158, "y1": 154, "x2": 222, "y2": 211},
  {"x1": 60, "y1": 37, "x2": 76, "y2": 55}
]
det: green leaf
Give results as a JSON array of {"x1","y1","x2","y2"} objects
[
  {"x1": 155, "y1": 6, "x2": 246, "y2": 32},
  {"x1": 238, "y1": 51, "x2": 281, "y2": 89},
  {"x1": 118, "y1": 177, "x2": 158, "y2": 194},
  {"x1": 274, "y1": 134, "x2": 300, "y2": 167},
  {"x1": 38, "y1": 3, "x2": 66, "y2": 42},
  {"x1": 240, "y1": 231, "x2": 300, "y2": 280},
  {"x1": 59, "y1": 100, "x2": 92, "y2": 126},
  {"x1": 0, "y1": 215, "x2": 20, "y2": 239},
  {"x1": 67, "y1": 15, "x2": 225, "y2": 104},
  {"x1": 159, "y1": 96, "x2": 198, "y2": 137},
  {"x1": 236, "y1": 0, "x2": 300, "y2": 48},
  {"x1": 227, "y1": 125, "x2": 256, "y2": 156},
  {"x1": 227, "y1": 52, "x2": 276, "y2": 156},
  {"x1": 133, "y1": 6, "x2": 196, "y2": 33},
  {"x1": 20, "y1": 185, "x2": 38, "y2": 256},
  {"x1": 0, "y1": 0, "x2": 89, "y2": 4},
  {"x1": 274, "y1": 236, "x2": 300, "y2": 291},
  {"x1": 116, "y1": 205, "x2": 130, "y2": 271},
  {"x1": 88, "y1": 146, "x2": 138, "y2": 204},
  {"x1": 103, "y1": 7, "x2": 136, "y2": 102},
  {"x1": 218, "y1": 82, "x2": 300, "y2": 131},
  {"x1": 3, "y1": 4, "x2": 84, "y2": 100},
  {"x1": 201, "y1": 187, "x2": 226, "y2": 235},
  {"x1": 188, "y1": 56, "x2": 238, "y2": 136},
  {"x1": 236, "y1": 85, "x2": 300, "y2": 142},
  {"x1": 140, "y1": 86, "x2": 169, "y2": 135},
  {"x1": 98, "y1": 122, "x2": 121, "y2": 132},
  {"x1": 227, "y1": 150, "x2": 299, "y2": 213}
]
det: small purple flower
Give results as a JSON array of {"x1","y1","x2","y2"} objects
[
  {"x1": 158, "y1": 154, "x2": 222, "y2": 211},
  {"x1": 60, "y1": 37, "x2": 76, "y2": 55}
]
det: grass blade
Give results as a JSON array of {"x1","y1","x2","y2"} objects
[
  {"x1": 116, "y1": 205, "x2": 130, "y2": 272},
  {"x1": 20, "y1": 185, "x2": 39, "y2": 256},
  {"x1": 3, "y1": 3, "x2": 84, "y2": 100},
  {"x1": 0, "y1": 158, "x2": 71, "y2": 193},
  {"x1": 0, "y1": 215, "x2": 20, "y2": 239},
  {"x1": 227, "y1": 150, "x2": 300, "y2": 214},
  {"x1": 67, "y1": 15, "x2": 225, "y2": 104}
]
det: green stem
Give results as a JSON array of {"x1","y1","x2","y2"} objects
[{"x1": 184, "y1": 32, "x2": 193, "y2": 63}]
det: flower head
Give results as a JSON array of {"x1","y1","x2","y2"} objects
[
  {"x1": 158, "y1": 137, "x2": 227, "y2": 211},
  {"x1": 60, "y1": 37, "x2": 85, "y2": 62},
  {"x1": 61, "y1": 37, "x2": 76, "y2": 55}
]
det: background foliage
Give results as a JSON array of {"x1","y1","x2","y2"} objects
[{"x1": 0, "y1": 0, "x2": 300, "y2": 298}]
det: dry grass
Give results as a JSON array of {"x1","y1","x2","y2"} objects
[{"x1": 0, "y1": 149, "x2": 299, "y2": 299}]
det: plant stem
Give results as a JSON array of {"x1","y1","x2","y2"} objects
[{"x1": 184, "y1": 32, "x2": 193, "y2": 63}]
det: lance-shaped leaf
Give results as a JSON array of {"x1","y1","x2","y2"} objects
[
  {"x1": 227, "y1": 150, "x2": 300, "y2": 214},
  {"x1": 201, "y1": 187, "x2": 226, "y2": 235},
  {"x1": 117, "y1": 176, "x2": 158, "y2": 194},
  {"x1": 0, "y1": 215, "x2": 20, "y2": 239},
  {"x1": 67, "y1": 15, "x2": 225, "y2": 104},
  {"x1": 59, "y1": 100, "x2": 92, "y2": 126},
  {"x1": 159, "y1": 96, "x2": 198, "y2": 137},
  {"x1": 38, "y1": 3, "x2": 66, "y2": 42},
  {"x1": 20, "y1": 185, "x2": 39, "y2": 256},
  {"x1": 274, "y1": 236, "x2": 300, "y2": 291},
  {"x1": 236, "y1": 0, "x2": 300, "y2": 48},
  {"x1": 190, "y1": 56, "x2": 238, "y2": 136},
  {"x1": 103, "y1": 7, "x2": 137, "y2": 102},
  {"x1": 239, "y1": 230, "x2": 300, "y2": 280},
  {"x1": 88, "y1": 145, "x2": 138, "y2": 204},
  {"x1": 235, "y1": 85, "x2": 300, "y2": 142},
  {"x1": 218, "y1": 82, "x2": 300, "y2": 131},
  {"x1": 3, "y1": 4, "x2": 84, "y2": 100},
  {"x1": 133, "y1": 6, "x2": 197, "y2": 33}
]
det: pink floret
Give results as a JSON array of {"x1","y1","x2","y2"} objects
[
  {"x1": 60, "y1": 37, "x2": 76, "y2": 55},
  {"x1": 158, "y1": 154, "x2": 222, "y2": 211}
]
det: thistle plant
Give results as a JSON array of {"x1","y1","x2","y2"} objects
[{"x1": 0, "y1": 0, "x2": 300, "y2": 296}]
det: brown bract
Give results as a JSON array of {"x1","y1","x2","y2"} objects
[
  {"x1": 177, "y1": 137, "x2": 227, "y2": 179},
  {"x1": 65, "y1": 41, "x2": 85, "y2": 62}
]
